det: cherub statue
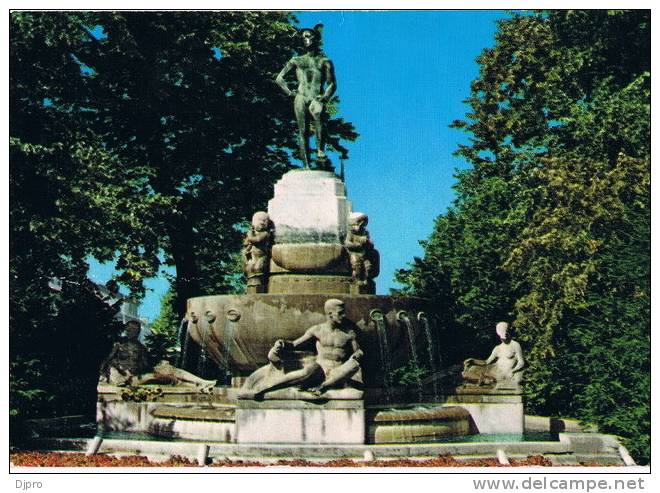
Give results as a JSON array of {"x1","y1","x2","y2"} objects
[
  {"x1": 238, "y1": 299, "x2": 363, "y2": 400},
  {"x1": 345, "y1": 212, "x2": 379, "y2": 292},
  {"x1": 462, "y1": 322, "x2": 525, "y2": 390},
  {"x1": 99, "y1": 320, "x2": 216, "y2": 389},
  {"x1": 242, "y1": 211, "x2": 274, "y2": 293}
]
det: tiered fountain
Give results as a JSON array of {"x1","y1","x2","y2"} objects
[{"x1": 91, "y1": 25, "x2": 631, "y2": 466}]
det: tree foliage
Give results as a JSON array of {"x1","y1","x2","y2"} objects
[
  {"x1": 11, "y1": 13, "x2": 170, "y2": 295},
  {"x1": 396, "y1": 10, "x2": 649, "y2": 463},
  {"x1": 10, "y1": 12, "x2": 166, "y2": 437},
  {"x1": 143, "y1": 288, "x2": 180, "y2": 363}
]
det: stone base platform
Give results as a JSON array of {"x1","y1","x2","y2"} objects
[
  {"x1": 267, "y1": 273, "x2": 353, "y2": 294},
  {"x1": 97, "y1": 385, "x2": 237, "y2": 442},
  {"x1": 236, "y1": 400, "x2": 365, "y2": 445},
  {"x1": 366, "y1": 388, "x2": 525, "y2": 435},
  {"x1": 68, "y1": 432, "x2": 631, "y2": 466},
  {"x1": 97, "y1": 385, "x2": 524, "y2": 443}
]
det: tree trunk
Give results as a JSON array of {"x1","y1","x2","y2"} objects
[
  {"x1": 168, "y1": 222, "x2": 201, "y2": 320},
  {"x1": 168, "y1": 222, "x2": 204, "y2": 372}
]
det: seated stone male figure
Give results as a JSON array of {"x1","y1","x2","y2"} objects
[
  {"x1": 99, "y1": 320, "x2": 152, "y2": 386},
  {"x1": 238, "y1": 299, "x2": 363, "y2": 399},
  {"x1": 237, "y1": 339, "x2": 318, "y2": 399},
  {"x1": 99, "y1": 320, "x2": 216, "y2": 389}
]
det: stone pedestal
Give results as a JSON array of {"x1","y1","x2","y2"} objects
[
  {"x1": 236, "y1": 400, "x2": 365, "y2": 445},
  {"x1": 268, "y1": 274, "x2": 353, "y2": 294},
  {"x1": 268, "y1": 169, "x2": 352, "y2": 244},
  {"x1": 446, "y1": 389, "x2": 524, "y2": 434},
  {"x1": 266, "y1": 169, "x2": 356, "y2": 294}
]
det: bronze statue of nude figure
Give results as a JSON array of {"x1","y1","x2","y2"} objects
[{"x1": 276, "y1": 24, "x2": 337, "y2": 169}]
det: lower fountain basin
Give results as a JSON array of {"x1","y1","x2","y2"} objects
[
  {"x1": 367, "y1": 406, "x2": 473, "y2": 443},
  {"x1": 185, "y1": 294, "x2": 433, "y2": 387}
]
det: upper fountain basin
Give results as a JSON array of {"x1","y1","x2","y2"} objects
[{"x1": 186, "y1": 293, "x2": 433, "y2": 388}]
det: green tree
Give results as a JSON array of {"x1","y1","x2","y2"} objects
[
  {"x1": 10, "y1": 13, "x2": 170, "y2": 294},
  {"x1": 144, "y1": 288, "x2": 181, "y2": 363},
  {"x1": 10, "y1": 12, "x2": 169, "y2": 438},
  {"x1": 396, "y1": 10, "x2": 650, "y2": 462}
]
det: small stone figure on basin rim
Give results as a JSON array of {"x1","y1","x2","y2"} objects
[
  {"x1": 345, "y1": 212, "x2": 379, "y2": 293},
  {"x1": 241, "y1": 211, "x2": 274, "y2": 293}
]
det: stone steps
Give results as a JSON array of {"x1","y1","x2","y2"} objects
[{"x1": 21, "y1": 435, "x2": 628, "y2": 466}]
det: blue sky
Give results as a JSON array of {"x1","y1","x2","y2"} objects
[{"x1": 88, "y1": 10, "x2": 507, "y2": 322}]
